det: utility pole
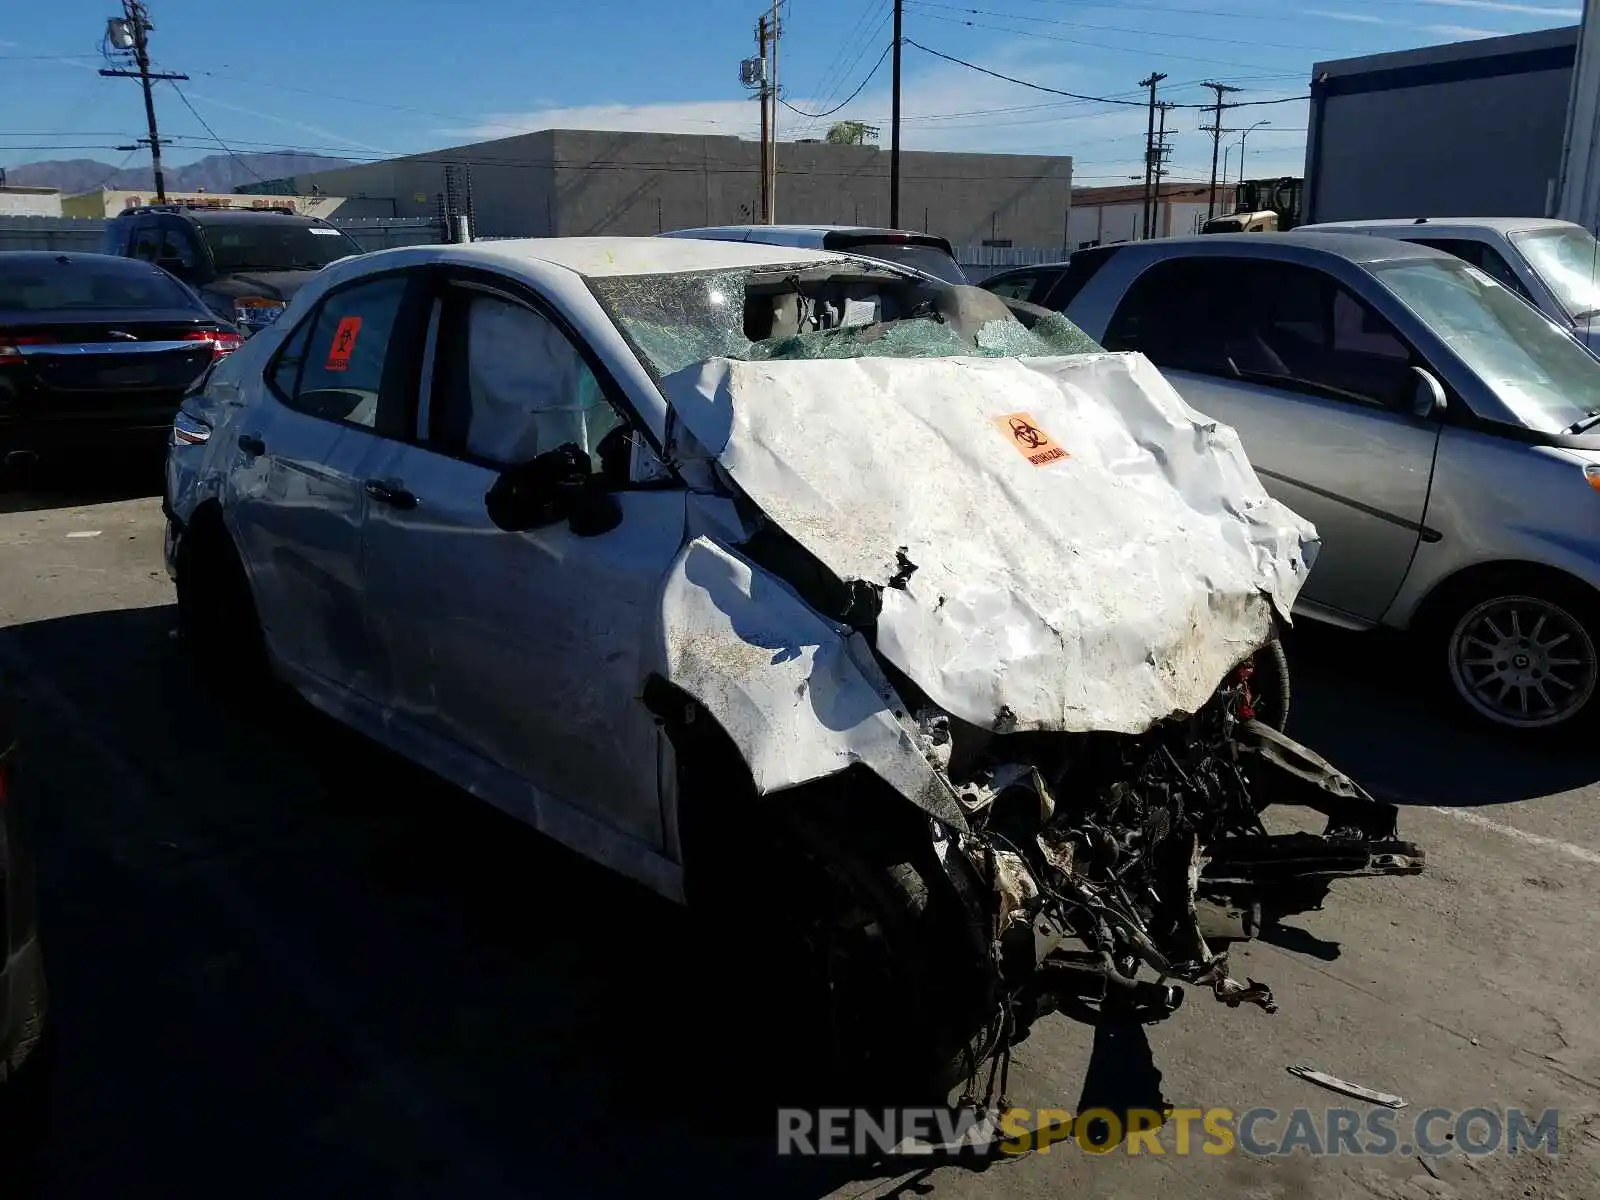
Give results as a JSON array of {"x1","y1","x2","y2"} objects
[
  {"x1": 100, "y1": 1, "x2": 187, "y2": 203},
  {"x1": 1199, "y1": 81, "x2": 1240, "y2": 220},
  {"x1": 769, "y1": 0, "x2": 781, "y2": 223},
  {"x1": 890, "y1": 0, "x2": 904, "y2": 228},
  {"x1": 1151, "y1": 102, "x2": 1173, "y2": 237},
  {"x1": 1138, "y1": 72, "x2": 1167, "y2": 240},
  {"x1": 757, "y1": 16, "x2": 770, "y2": 223}
]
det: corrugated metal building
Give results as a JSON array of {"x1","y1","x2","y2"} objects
[
  {"x1": 281, "y1": 128, "x2": 1075, "y2": 248},
  {"x1": 1303, "y1": 26, "x2": 1581, "y2": 223},
  {"x1": 1556, "y1": 0, "x2": 1599, "y2": 229}
]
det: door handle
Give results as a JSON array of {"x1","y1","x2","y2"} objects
[
  {"x1": 237, "y1": 433, "x2": 266, "y2": 456},
  {"x1": 364, "y1": 479, "x2": 419, "y2": 510}
]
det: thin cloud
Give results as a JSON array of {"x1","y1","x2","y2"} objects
[
  {"x1": 1304, "y1": 9, "x2": 1392, "y2": 23},
  {"x1": 1418, "y1": 0, "x2": 1578, "y2": 16},
  {"x1": 181, "y1": 88, "x2": 395, "y2": 156},
  {"x1": 1423, "y1": 23, "x2": 1502, "y2": 36}
]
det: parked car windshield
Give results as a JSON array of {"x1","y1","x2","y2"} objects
[
  {"x1": 195, "y1": 222, "x2": 362, "y2": 273},
  {"x1": 0, "y1": 254, "x2": 196, "y2": 311},
  {"x1": 1372, "y1": 257, "x2": 1600, "y2": 432},
  {"x1": 591, "y1": 266, "x2": 1101, "y2": 379},
  {"x1": 1509, "y1": 225, "x2": 1600, "y2": 323}
]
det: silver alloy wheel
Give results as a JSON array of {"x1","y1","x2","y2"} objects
[{"x1": 1447, "y1": 593, "x2": 1598, "y2": 729}]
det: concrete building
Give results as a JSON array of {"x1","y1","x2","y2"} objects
[
  {"x1": 0, "y1": 186, "x2": 62, "y2": 217},
  {"x1": 1304, "y1": 26, "x2": 1581, "y2": 223},
  {"x1": 1067, "y1": 182, "x2": 1240, "y2": 247},
  {"x1": 59, "y1": 188, "x2": 347, "y2": 219},
  {"x1": 283, "y1": 129, "x2": 1074, "y2": 247}
]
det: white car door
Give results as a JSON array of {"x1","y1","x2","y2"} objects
[
  {"x1": 227, "y1": 270, "x2": 417, "y2": 695},
  {"x1": 360, "y1": 272, "x2": 687, "y2": 848},
  {"x1": 1096, "y1": 255, "x2": 1442, "y2": 624}
]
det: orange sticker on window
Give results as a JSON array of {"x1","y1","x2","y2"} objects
[
  {"x1": 991, "y1": 412, "x2": 1069, "y2": 466},
  {"x1": 324, "y1": 315, "x2": 363, "y2": 372}
]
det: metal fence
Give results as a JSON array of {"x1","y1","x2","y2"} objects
[
  {"x1": 0, "y1": 217, "x2": 103, "y2": 253},
  {"x1": 0, "y1": 214, "x2": 444, "y2": 254},
  {"x1": 0, "y1": 217, "x2": 1066, "y2": 283}
]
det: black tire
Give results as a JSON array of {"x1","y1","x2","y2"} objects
[
  {"x1": 174, "y1": 511, "x2": 267, "y2": 684},
  {"x1": 765, "y1": 811, "x2": 989, "y2": 1100},
  {"x1": 1249, "y1": 630, "x2": 1292, "y2": 732},
  {"x1": 681, "y1": 768, "x2": 990, "y2": 1101},
  {"x1": 1426, "y1": 568, "x2": 1600, "y2": 739}
]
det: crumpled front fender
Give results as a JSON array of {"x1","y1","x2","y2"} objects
[{"x1": 653, "y1": 535, "x2": 968, "y2": 830}]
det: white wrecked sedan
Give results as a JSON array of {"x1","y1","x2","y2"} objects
[{"x1": 163, "y1": 237, "x2": 1424, "y2": 1093}]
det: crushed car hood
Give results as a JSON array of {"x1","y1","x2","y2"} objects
[{"x1": 664, "y1": 351, "x2": 1319, "y2": 736}]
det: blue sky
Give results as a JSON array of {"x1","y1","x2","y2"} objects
[{"x1": 0, "y1": 0, "x2": 1580, "y2": 186}]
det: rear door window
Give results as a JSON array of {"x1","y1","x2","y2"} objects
[{"x1": 269, "y1": 274, "x2": 411, "y2": 432}]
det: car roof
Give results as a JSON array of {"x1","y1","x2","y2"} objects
[
  {"x1": 0, "y1": 249, "x2": 175, "y2": 270},
  {"x1": 114, "y1": 207, "x2": 330, "y2": 225},
  {"x1": 1119, "y1": 231, "x2": 1448, "y2": 265},
  {"x1": 427, "y1": 236, "x2": 845, "y2": 278},
  {"x1": 1300, "y1": 216, "x2": 1581, "y2": 236},
  {"x1": 665, "y1": 224, "x2": 946, "y2": 242}
]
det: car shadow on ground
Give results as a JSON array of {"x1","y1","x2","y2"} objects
[
  {"x1": 3, "y1": 603, "x2": 1596, "y2": 1197},
  {"x1": 1281, "y1": 621, "x2": 1600, "y2": 807},
  {"x1": 0, "y1": 453, "x2": 166, "y2": 516},
  {"x1": 0, "y1": 604, "x2": 959, "y2": 1198}
]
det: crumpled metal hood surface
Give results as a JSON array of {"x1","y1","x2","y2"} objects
[{"x1": 665, "y1": 351, "x2": 1319, "y2": 735}]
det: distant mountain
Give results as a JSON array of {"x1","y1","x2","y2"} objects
[{"x1": 2, "y1": 151, "x2": 355, "y2": 196}]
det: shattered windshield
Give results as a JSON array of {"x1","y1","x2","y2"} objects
[{"x1": 590, "y1": 265, "x2": 1102, "y2": 379}]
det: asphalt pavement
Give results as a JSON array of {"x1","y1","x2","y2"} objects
[{"x1": 1, "y1": 461, "x2": 1597, "y2": 1199}]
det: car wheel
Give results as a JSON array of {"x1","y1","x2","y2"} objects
[
  {"x1": 1438, "y1": 575, "x2": 1599, "y2": 736},
  {"x1": 174, "y1": 512, "x2": 267, "y2": 683},
  {"x1": 1248, "y1": 629, "x2": 1292, "y2": 732},
  {"x1": 751, "y1": 802, "x2": 993, "y2": 1102}
]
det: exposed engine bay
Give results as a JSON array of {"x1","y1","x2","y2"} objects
[{"x1": 918, "y1": 664, "x2": 1422, "y2": 1030}]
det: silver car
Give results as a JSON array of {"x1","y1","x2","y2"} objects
[
  {"x1": 1049, "y1": 232, "x2": 1600, "y2": 736},
  {"x1": 162, "y1": 236, "x2": 1422, "y2": 1092},
  {"x1": 658, "y1": 224, "x2": 969, "y2": 285},
  {"x1": 1297, "y1": 217, "x2": 1600, "y2": 356}
]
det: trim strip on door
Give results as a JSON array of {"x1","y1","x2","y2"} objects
[{"x1": 1255, "y1": 466, "x2": 1443, "y2": 543}]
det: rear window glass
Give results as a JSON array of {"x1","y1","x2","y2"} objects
[
  {"x1": 825, "y1": 239, "x2": 968, "y2": 285},
  {"x1": 0, "y1": 257, "x2": 194, "y2": 311}
]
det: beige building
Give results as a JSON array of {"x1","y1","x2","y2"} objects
[
  {"x1": 1066, "y1": 182, "x2": 1240, "y2": 249},
  {"x1": 0, "y1": 185, "x2": 63, "y2": 217},
  {"x1": 60, "y1": 188, "x2": 347, "y2": 220}
]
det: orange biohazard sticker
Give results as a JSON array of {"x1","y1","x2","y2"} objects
[
  {"x1": 991, "y1": 411, "x2": 1069, "y2": 466},
  {"x1": 324, "y1": 315, "x2": 363, "y2": 372}
]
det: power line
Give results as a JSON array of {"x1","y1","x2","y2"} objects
[
  {"x1": 780, "y1": 42, "x2": 893, "y2": 119},
  {"x1": 166, "y1": 81, "x2": 268, "y2": 183},
  {"x1": 904, "y1": 38, "x2": 1309, "y2": 108}
]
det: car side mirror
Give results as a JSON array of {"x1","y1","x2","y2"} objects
[
  {"x1": 484, "y1": 443, "x2": 623, "y2": 537},
  {"x1": 1411, "y1": 366, "x2": 1447, "y2": 419}
]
